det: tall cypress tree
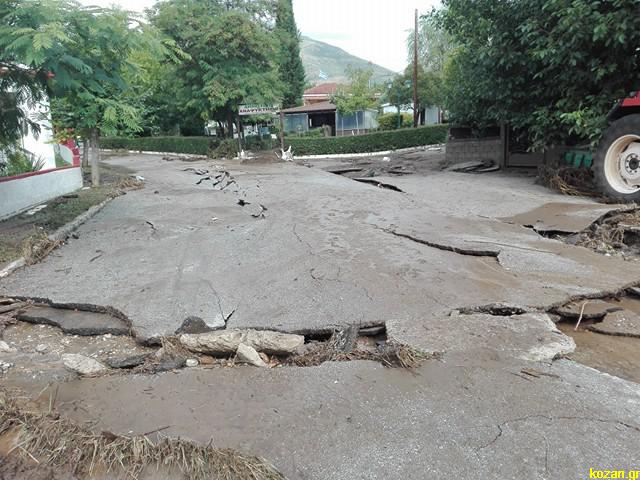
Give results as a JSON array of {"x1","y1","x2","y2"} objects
[{"x1": 275, "y1": 0, "x2": 305, "y2": 107}]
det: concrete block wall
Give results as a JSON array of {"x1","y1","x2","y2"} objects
[{"x1": 445, "y1": 137, "x2": 504, "y2": 166}]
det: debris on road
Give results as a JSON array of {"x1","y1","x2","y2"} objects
[
  {"x1": 0, "y1": 388, "x2": 285, "y2": 480},
  {"x1": 352, "y1": 178, "x2": 404, "y2": 192},
  {"x1": 179, "y1": 329, "x2": 305, "y2": 356},
  {"x1": 175, "y1": 316, "x2": 223, "y2": 334},
  {"x1": 570, "y1": 207, "x2": 640, "y2": 257},
  {"x1": 446, "y1": 159, "x2": 499, "y2": 173},
  {"x1": 0, "y1": 340, "x2": 16, "y2": 353},
  {"x1": 185, "y1": 358, "x2": 199, "y2": 367},
  {"x1": 236, "y1": 343, "x2": 268, "y2": 367},
  {"x1": 62, "y1": 353, "x2": 108, "y2": 376},
  {"x1": 107, "y1": 353, "x2": 151, "y2": 369}
]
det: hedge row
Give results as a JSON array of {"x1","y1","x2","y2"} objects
[
  {"x1": 286, "y1": 125, "x2": 448, "y2": 156},
  {"x1": 101, "y1": 136, "x2": 219, "y2": 155}
]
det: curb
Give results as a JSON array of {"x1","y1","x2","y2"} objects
[
  {"x1": 0, "y1": 197, "x2": 114, "y2": 279},
  {"x1": 292, "y1": 144, "x2": 445, "y2": 160},
  {"x1": 101, "y1": 144, "x2": 446, "y2": 161}
]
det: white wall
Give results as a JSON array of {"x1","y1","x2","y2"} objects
[
  {"x1": 20, "y1": 98, "x2": 56, "y2": 169},
  {"x1": 0, "y1": 167, "x2": 83, "y2": 220}
]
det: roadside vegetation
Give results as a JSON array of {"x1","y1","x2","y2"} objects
[{"x1": 0, "y1": 163, "x2": 135, "y2": 266}]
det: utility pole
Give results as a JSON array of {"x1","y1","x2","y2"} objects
[{"x1": 413, "y1": 8, "x2": 419, "y2": 128}]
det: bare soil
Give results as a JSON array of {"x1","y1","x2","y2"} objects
[{"x1": 0, "y1": 163, "x2": 136, "y2": 265}]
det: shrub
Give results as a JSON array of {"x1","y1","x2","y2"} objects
[
  {"x1": 214, "y1": 139, "x2": 239, "y2": 158},
  {"x1": 378, "y1": 112, "x2": 413, "y2": 130},
  {"x1": 101, "y1": 136, "x2": 219, "y2": 156},
  {"x1": 286, "y1": 125, "x2": 448, "y2": 156},
  {"x1": 0, "y1": 150, "x2": 46, "y2": 177}
]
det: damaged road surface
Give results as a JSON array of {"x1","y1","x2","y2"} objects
[{"x1": 1, "y1": 153, "x2": 640, "y2": 479}]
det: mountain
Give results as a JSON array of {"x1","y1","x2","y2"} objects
[{"x1": 300, "y1": 36, "x2": 397, "y2": 86}]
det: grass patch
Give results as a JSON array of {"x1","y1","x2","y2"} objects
[
  {"x1": 0, "y1": 163, "x2": 137, "y2": 265},
  {"x1": 0, "y1": 389, "x2": 284, "y2": 480}
]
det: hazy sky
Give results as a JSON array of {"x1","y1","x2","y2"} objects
[{"x1": 77, "y1": 0, "x2": 439, "y2": 72}]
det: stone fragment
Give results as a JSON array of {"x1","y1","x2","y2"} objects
[
  {"x1": 62, "y1": 354, "x2": 108, "y2": 376},
  {"x1": 35, "y1": 344, "x2": 47, "y2": 353},
  {"x1": 107, "y1": 354, "x2": 150, "y2": 369},
  {"x1": 185, "y1": 358, "x2": 199, "y2": 367},
  {"x1": 198, "y1": 355, "x2": 215, "y2": 365},
  {"x1": 18, "y1": 307, "x2": 130, "y2": 336},
  {"x1": 175, "y1": 316, "x2": 224, "y2": 335},
  {"x1": 180, "y1": 329, "x2": 304, "y2": 355},
  {"x1": 155, "y1": 356, "x2": 186, "y2": 372},
  {"x1": 0, "y1": 340, "x2": 16, "y2": 353},
  {"x1": 236, "y1": 344, "x2": 268, "y2": 367},
  {"x1": 588, "y1": 310, "x2": 640, "y2": 338}
]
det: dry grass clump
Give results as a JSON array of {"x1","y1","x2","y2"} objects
[
  {"x1": 289, "y1": 329, "x2": 429, "y2": 369},
  {"x1": 21, "y1": 230, "x2": 61, "y2": 265},
  {"x1": 574, "y1": 207, "x2": 640, "y2": 255},
  {"x1": 0, "y1": 390, "x2": 284, "y2": 480},
  {"x1": 113, "y1": 177, "x2": 144, "y2": 192},
  {"x1": 537, "y1": 165, "x2": 598, "y2": 197}
]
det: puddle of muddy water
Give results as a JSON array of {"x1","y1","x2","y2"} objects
[{"x1": 557, "y1": 321, "x2": 640, "y2": 384}]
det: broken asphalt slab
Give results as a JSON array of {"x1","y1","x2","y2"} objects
[
  {"x1": 1, "y1": 154, "x2": 638, "y2": 342},
  {"x1": 501, "y1": 202, "x2": 630, "y2": 233},
  {"x1": 387, "y1": 313, "x2": 576, "y2": 362},
  {"x1": 17, "y1": 306, "x2": 130, "y2": 336},
  {"x1": 588, "y1": 309, "x2": 640, "y2": 338}
]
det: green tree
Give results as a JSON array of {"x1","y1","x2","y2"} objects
[
  {"x1": 433, "y1": 0, "x2": 640, "y2": 149},
  {"x1": 275, "y1": 0, "x2": 305, "y2": 108},
  {"x1": 0, "y1": 0, "x2": 161, "y2": 184},
  {"x1": 150, "y1": 0, "x2": 283, "y2": 139},
  {"x1": 332, "y1": 67, "x2": 378, "y2": 134}
]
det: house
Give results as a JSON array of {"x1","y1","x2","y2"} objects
[
  {"x1": 0, "y1": 81, "x2": 82, "y2": 220},
  {"x1": 302, "y1": 83, "x2": 338, "y2": 106},
  {"x1": 283, "y1": 83, "x2": 379, "y2": 136}
]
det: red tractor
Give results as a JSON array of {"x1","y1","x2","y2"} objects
[{"x1": 594, "y1": 91, "x2": 640, "y2": 201}]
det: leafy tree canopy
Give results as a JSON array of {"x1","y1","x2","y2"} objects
[
  {"x1": 275, "y1": 0, "x2": 305, "y2": 108},
  {"x1": 150, "y1": 0, "x2": 283, "y2": 135},
  {"x1": 332, "y1": 67, "x2": 379, "y2": 115},
  {"x1": 433, "y1": 0, "x2": 640, "y2": 148}
]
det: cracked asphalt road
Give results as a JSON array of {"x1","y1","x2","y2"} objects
[{"x1": 1, "y1": 152, "x2": 639, "y2": 478}]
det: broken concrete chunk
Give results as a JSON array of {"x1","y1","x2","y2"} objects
[
  {"x1": 588, "y1": 310, "x2": 640, "y2": 338},
  {"x1": 107, "y1": 353, "x2": 150, "y2": 369},
  {"x1": 155, "y1": 356, "x2": 186, "y2": 372},
  {"x1": 0, "y1": 340, "x2": 16, "y2": 353},
  {"x1": 179, "y1": 329, "x2": 304, "y2": 356},
  {"x1": 175, "y1": 316, "x2": 223, "y2": 335},
  {"x1": 18, "y1": 306, "x2": 130, "y2": 336},
  {"x1": 185, "y1": 358, "x2": 199, "y2": 367},
  {"x1": 62, "y1": 353, "x2": 108, "y2": 376},
  {"x1": 236, "y1": 343, "x2": 268, "y2": 367},
  {"x1": 554, "y1": 300, "x2": 621, "y2": 320}
]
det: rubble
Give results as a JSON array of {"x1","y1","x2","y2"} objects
[
  {"x1": 179, "y1": 329, "x2": 305, "y2": 356},
  {"x1": 62, "y1": 353, "x2": 108, "y2": 376},
  {"x1": 553, "y1": 299, "x2": 621, "y2": 320},
  {"x1": 0, "y1": 340, "x2": 16, "y2": 353},
  {"x1": 185, "y1": 358, "x2": 199, "y2": 367},
  {"x1": 236, "y1": 343, "x2": 268, "y2": 367},
  {"x1": 107, "y1": 353, "x2": 150, "y2": 369}
]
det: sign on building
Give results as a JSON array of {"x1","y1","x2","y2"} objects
[{"x1": 239, "y1": 105, "x2": 279, "y2": 116}]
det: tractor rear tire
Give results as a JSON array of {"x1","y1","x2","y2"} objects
[{"x1": 593, "y1": 114, "x2": 640, "y2": 202}]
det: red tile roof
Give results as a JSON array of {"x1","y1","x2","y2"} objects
[
  {"x1": 281, "y1": 101, "x2": 336, "y2": 114},
  {"x1": 303, "y1": 83, "x2": 339, "y2": 96}
]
